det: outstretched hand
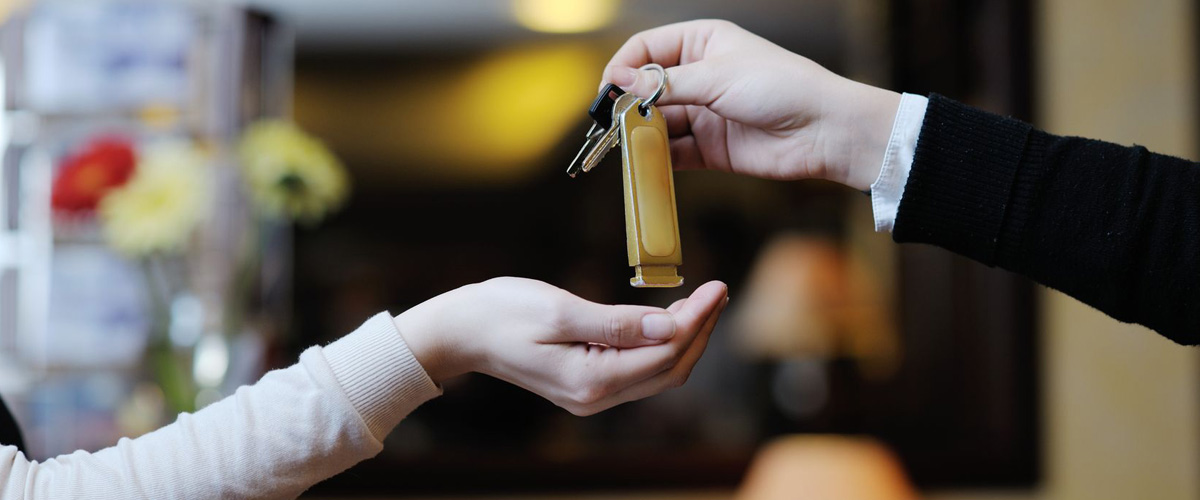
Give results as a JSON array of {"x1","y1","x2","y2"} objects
[{"x1": 395, "y1": 277, "x2": 728, "y2": 416}]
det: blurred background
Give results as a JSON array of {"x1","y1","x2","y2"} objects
[{"x1": 0, "y1": 0, "x2": 1196, "y2": 499}]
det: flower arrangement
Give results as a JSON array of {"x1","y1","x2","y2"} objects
[
  {"x1": 51, "y1": 121, "x2": 348, "y2": 414},
  {"x1": 52, "y1": 121, "x2": 347, "y2": 254}
]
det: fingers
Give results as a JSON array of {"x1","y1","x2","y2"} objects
[
  {"x1": 552, "y1": 280, "x2": 727, "y2": 348},
  {"x1": 575, "y1": 282, "x2": 725, "y2": 370},
  {"x1": 600, "y1": 21, "x2": 734, "y2": 107},
  {"x1": 602, "y1": 61, "x2": 724, "y2": 108},
  {"x1": 659, "y1": 105, "x2": 692, "y2": 137},
  {"x1": 658, "y1": 105, "x2": 733, "y2": 173},
  {"x1": 543, "y1": 281, "x2": 728, "y2": 416},
  {"x1": 576, "y1": 281, "x2": 726, "y2": 394},
  {"x1": 658, "y1": 105, "x2": 705, "y2": 170},
  {"x1": 669, "y1": 135, "x2": 706, "y2": 172},
  {"x1": 670, "y1": 280, "x2": 729, "y2": 332},
  {"x1": 584, "y1": 293, "x2": 729, "y2": 414},
  {"x1": 555, "y1": 302, "x2": 676, "y2": 348},
  {"x1": 604, "y1": 20, "x2": 725, "y2": 72}
]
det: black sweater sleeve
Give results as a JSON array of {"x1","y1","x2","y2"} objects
[{"x1": 893, "y1": 94, "x2": 1200, "y2": 345}]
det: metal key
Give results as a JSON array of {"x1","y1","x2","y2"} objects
[
  {"x1": 562, "y1": 63, "x2": 682, "y2": 288},
  {"x1": 566, "y1": 84, "x2": 628, "y2": 177},
  {"x1": 570, "y1": 94, "x2": 638, "y2": 178},
  {"x1": 566, "y1": 123, "x2": 604, "y2": 178}
]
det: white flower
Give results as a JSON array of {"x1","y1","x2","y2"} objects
[
  {"x1": 99, "y1": 142, "x2": 210, "y2": 256},
  {"x1": 238, "y1": 120, "x2": 349, "y2": 224}
]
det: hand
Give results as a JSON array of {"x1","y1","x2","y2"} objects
[
  {"x1": 601, "y1": 20, "x2": 901, "y2": 191},
  {"x1": 395, "y1": 277, "x2": 729, "y2": 416}
]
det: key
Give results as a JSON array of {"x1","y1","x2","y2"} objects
[
  {"x1": 576, "y1": 101, "x2": 628, "y2": 173},
  {"x1": 617, "y1": 97, "x2": 684, "y2": 288},
  {"x1": 566, "y1": 85, "x2": 626, "y2": 177},
  {"x1": 563, "y1": 63, "x2": 683, "y2": 288},
  {"x1": 566, "y1": 84, "x2": 626, "y2": 177},
  {"x1": 566, "y1": 123, "x2": 604, "y2": 178},
  {"x1": 588, "y1": 84, "x2": 626, "y2": 130},
  {"x1": 579, "y1": 93, "x2": 637, "y2": 174}
]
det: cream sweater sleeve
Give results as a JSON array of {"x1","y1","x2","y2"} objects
[{"x1": 0, "y1": 312, "x2": 442, "y2": 500}]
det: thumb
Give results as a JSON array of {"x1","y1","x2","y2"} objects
[
  {"x1": 602, "y1": 61, "x2": 721, "y2": 108},
  {"x1": 557, "y1": 303, "x2": 677, "y2": 347}
]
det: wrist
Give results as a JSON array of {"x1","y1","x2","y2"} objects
[
  {"x1": 829, "y1": 81, "x2": 901, "y2": 191},
  {"x1": 393, "y1": 298, "x2": 475, "y2": 385},
  {"x1": 322, "y1": 312, "x2": 444, "y2": 440}
]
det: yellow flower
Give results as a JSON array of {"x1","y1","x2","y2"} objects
[
  {"x1": 238, "y1": 120, "x2": 349, "y2": 224},
  {"x1": 99, "y1": 142, "x2": 210, "y2": 256}
]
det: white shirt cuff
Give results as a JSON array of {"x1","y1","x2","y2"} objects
[
  {"x1": 870, "y1": 93, "x2": 929, "y2": 232},
  {"x1": 322, "y1": 312, "x2": 442, "y2": 441}
]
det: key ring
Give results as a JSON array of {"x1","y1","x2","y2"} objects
[{"x1": 637, "y1": 63, "x2": 667, "y2": 115}]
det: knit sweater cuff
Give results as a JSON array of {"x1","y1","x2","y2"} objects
[
  {"x1": 322, "y1": 312, "x2": 442, "y2": 442},
  {"x1": 892, "y1": 94, "x2": 1034, "y2": 264}
]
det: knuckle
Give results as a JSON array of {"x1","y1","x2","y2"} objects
[
  {"x1": 547, "y1": 296, "x2": 572, "y2": 331},
  {"x1": 547, "y1": 289, "x2": 582, "y2": 329},
  {"x1": 632, "y1": 26, "x2": 658, "y2": 41},
  {"x1": 574, "y1": 382, "x2": 612, "y2": 406},
  {"x1": 603, "y1": 315, "x2": 633, "y2": 347},
  {"x1": 576, "y1": 388, "x2": 602, "y2": 406}
]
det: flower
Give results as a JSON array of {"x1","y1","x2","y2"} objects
[
  {"x1": 99, "y1": 142, "x2": 210, "y2": 256},
  {"x1": 51, "y1": 137, "x2": 137, "y2": 213},
  {"x1": 238, "y1": 120, "x2": 349, "y2": 224}
]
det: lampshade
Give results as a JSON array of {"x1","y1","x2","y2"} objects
[
  {"x1": 730, "y1": 232, "x2": 900, "y2": 377},
  {"x1": 735, "y1": 435, "x2": 917, "y2": 500}
]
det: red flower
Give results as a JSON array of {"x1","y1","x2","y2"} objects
[{"x1": 51, "y1": 137, "x2": 137, "y2": 213}]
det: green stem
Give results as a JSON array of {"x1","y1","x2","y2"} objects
[
  {"x1": 225, "y1": 214, "x2": 262, "y2": 339},
  {"x1": 140, "y1": 256, "x2": 196, "y2": 414}
]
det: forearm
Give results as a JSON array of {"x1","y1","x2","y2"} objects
[
  {"x1": 0, "y1": 313, "x2": 440, "y2": 500},
  {"x1": 892, "y1": 94, "x2": 1200, "y2": 344}
]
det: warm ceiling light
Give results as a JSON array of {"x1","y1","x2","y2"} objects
[{"x1": 512, "y1": 0, "x2": 619, "y2": 34}]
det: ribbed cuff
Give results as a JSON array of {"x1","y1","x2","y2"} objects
[
  {"x1": 322, "y1": 312, "x2": 442, "y2": 441},
  {"x1": 893, "y1": 94, "x2": 1034, "y2": 265}
]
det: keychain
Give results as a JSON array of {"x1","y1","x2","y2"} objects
[{"x1": 567, "y1": 64, "x2": 683, "y2": 288}]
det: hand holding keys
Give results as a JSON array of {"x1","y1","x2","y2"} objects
[{"x1": 567, "y1": 64, "x2": 684, "y2": 288}]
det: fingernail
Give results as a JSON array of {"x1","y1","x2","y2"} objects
[
  {"x1": 611, "y1": 66, "x2": 639, "y2": 88},
  {"x1": 641, "y1": 313, "x2": 676, "y2": 340}
]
